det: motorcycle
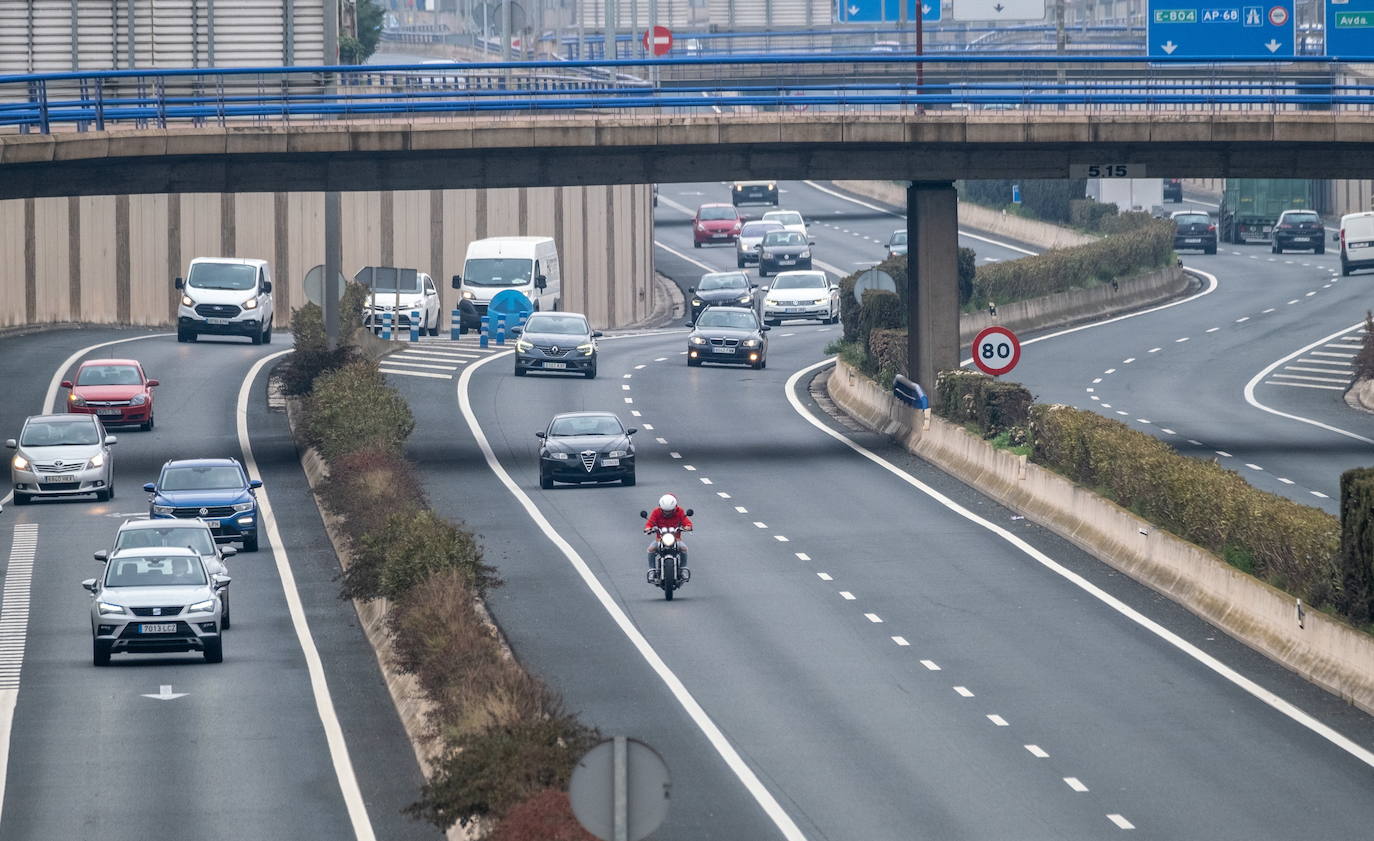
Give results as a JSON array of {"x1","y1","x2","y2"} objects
[{"x1": 640, "y1": 509, "x2": 693, "y2": 601}]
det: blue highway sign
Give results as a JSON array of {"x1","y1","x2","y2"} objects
[
  {"x1": 1147, "y1": 0, "x2": 1294, "y2": 57},
  {"x1": 1327, "y1": 0, "x2": 1374, "y2": 57},
  {"x1": 837, "y1": 0, "x2": 942, "y2": 23}
]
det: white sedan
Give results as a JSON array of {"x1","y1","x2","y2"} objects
[
  {"x1": 762, "y1": 210, "x2": 809, "y2": 239},
  {"x1": 761, "y1": 271, "x2": 840, "y2": 325}
]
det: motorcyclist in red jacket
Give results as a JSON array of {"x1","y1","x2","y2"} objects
[{"x1": 645, "y1": 493, "x2": 693, "y2": 568}]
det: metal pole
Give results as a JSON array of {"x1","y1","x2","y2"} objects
[
  {"x1": 1056, "y1": 0, "x2": 1066, "y2": 111},
  {"x1": 324, "y1": 192, "x2": 342, "y2": 351},
  {"x1": 284, "y1": 0, "x2": 295, "y2": 66},
  {"x1": 502, "y1": 0, "x2": 512, "y2": 88},
  {"x1": 915, "y1": 0, "x2": 924, "y2": 111},
  {"x1": 207, "y1": 0, "x2": 216, "y2": 65},
  {"x1": 70, "y1": 0, "x2": 79, "y2": 70},
  {"x1": 607, "y1": 0, "x2": 618, "y2": 60},
  {"x1": 126, "y1": 0, "x2": 136, "y2": 68}
]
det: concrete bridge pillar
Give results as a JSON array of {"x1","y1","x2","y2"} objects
[{"x1": 905, "y1": 181, "x2": 960, "y2": 394}]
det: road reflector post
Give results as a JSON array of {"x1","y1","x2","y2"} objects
[
  {"x1": 382, "y1": 312, "x2": 393, "y2": 341},
  {"x1": 479, "y1": 315, "x2": 489, "y2": 348},
  {"x1": 451, "y1": 308, "x2": 462, "y2": 340},
  {"x1": 409, "y1": 310, "x2": 420, "y2": 342},
  {"x1": 495, "y1": 314, "x2": 507, "y2": 345}
]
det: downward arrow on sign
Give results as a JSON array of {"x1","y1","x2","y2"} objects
[
  {"x1": 848, "y1": 3, "x2": 861, "y2": 14},
  {"x1": 994, "y1": 2, "x2": 1005, "y2": 10},
  {"x1": 1160, "y1": 40, "x2": 1179, "y2": 54},
  {"x1": 922, "y1": 3, "x2": 932, "y2": 12},
  {"x1": 1265, "y1": 39, "x2": 1283, "y2": 52},
  {"x1": 142, "y1": 684, "x2": 188, "y2": 701}
]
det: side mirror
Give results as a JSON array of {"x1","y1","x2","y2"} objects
[
  {"x1": 535, "y1": 431, "x2": 547, "y2": 439},
  {"x1": 510, "y1": 326, "x2": 523, "y2": 336},
  {"x1": 627, "y1": 428, "x2": 638, "y2": 435},
  {"x1": 451, "y1": 274, "x2": 463, "y2": 289},
  {"x1": 104, "y1": 435, "x2": 117, "y2": 446},
  {"x1": 174, "y1": 277, "x2": 184, "y2": 289},
  {"x1": 146, "y1": 379, "x2": 160, "y2": 387},
  {"x1": 143, "y1": 482, "x2": 156, "y2": 493},
  {"x1": 81, "y1": 578, "x2": 98, "y2": 594},
  {"x1": 60, "y1": 380, "x2": 73, "y2": 389},
  {"x1": 3, "y1": 439, "x2": 14, "y2": 449},
  {"x1": 94, "y1": 550, "x2": 108, "y2": 563},
  {"x1": 262, "y1": 280, "x2": 273, "y2": 294},
  {"x1": 761, "y1": 285, "x2": 770, "y2": 292},
  {"x1": 685, "y1": 509, "x2": 694, "y2": 516},
  {"x1": 592, "y1": 331, "x2": 603, "y2": 338},
  {"x1": 221, "y1": 547, "x2": 238, "y2": 558},
  {"x1": 761, "y1": 325, "x2": 771, "y2": 332},
  {"x1": 639, "y1": 510, "x2": 649, "y2": 519},
  {"x1": 535, "y1": 274, "x2": 548, "y2": 290},
  {"x1": 809, "y1": 240, "x2": 816, "y2": 246},
  {"x1": 212, "y1": 574, "x2": 232, "y2": 590},
  {"x1": 685, "y1": 321, "x2": 694, "y2": 328},
  {"x1": 1333, "y1": 232, "x2": 1341, "y2": 242},
  {"x1": 750, "y1": 284, "x2": 759, "y2": 290},
  {"x1": 249, "y1": 479, "x2": 263, "y2": 489}
]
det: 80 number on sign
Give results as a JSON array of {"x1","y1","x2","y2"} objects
[{"x1": 971, "y1": 326, "x2": 1021, "y2": 377}]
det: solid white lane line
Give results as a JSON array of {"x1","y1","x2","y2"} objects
[
  {"x1": 1107, "y1": 814, "x2": 1135, "y2": 830},
  {"x1": 891, "y1": 636, "x2": 910, "y2": 646},
  {"x1": 787, "y1": 358, "x2": 1374, "y2": 772},
  {"x1": 987, "y1": 715, "x2": 1009, "y2": 726},
  {"x1": 818, "y1": 573, "x2": 833, "y2": 581},
  {"x1": 865, "y1": 613, "x2": 884, "y2": 623},
  {"x1": 795, "y1": 553, "x2": 810, "y2": 561},
  {"x1": 840, "y1": 591, "x2": 856, "y2": 600},
  {"x1": 920, "y1": 660, "x2": 941, "y2": 671},
  {"x1": 1026, "y1": 745, "x2": 1050, "y2": 758},
  {"x1": 954, "y1": 686, "x2": 974, "y2": 697},
  {"x1": 238, "y1": 350, "x2": 377, "y2": 841},
  {"x1": 378, "y1": 368, "x2": 453, "y2": 380},
  {"x1": 1065, "y1": 777, "x2": 1089, "y2": 792},
  {"x1": 654, "y1": 239, "x2": 718, "y2": 273},
  {"x1": 0, "y1": 523, "x2": 38, "y2": 828},
  {"x1": 458, "y1": 350, "x2": 811, "y2": 841}
]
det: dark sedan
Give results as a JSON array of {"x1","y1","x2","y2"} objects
[
  {"x1": 536, "y1": 412, "x2": 636, "y2": 488},
  {"x1": 1272, "y1": 209, "x2": 1325, "y2": 254},
  {"x1": 1170, "y1": 210, "x2": 1217, "y2": 254},
  {"x1": 513, "y1": 312, "x2": 601, "y2": 379},
  {"x1": 756, "y1": 230, "x2": 813, "y2": 277},
  {"x1": 689, "y1": 271, "x2": 758, "y2": 322},
  {"x1": 686, "y1": 306, "x2": 770, "y2": 369}
]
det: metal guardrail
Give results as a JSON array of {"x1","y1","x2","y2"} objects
[{"x1": 0, "y1": 55, "x2": 1369, "y2": 134}]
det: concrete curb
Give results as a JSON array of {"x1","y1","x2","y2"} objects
[
  {"x1": 824, "y1": 359, "x2": 1374, "y2": 717},
  {"x1": 1346, "y1": 378, "x2": 1374, "y2": 414}
]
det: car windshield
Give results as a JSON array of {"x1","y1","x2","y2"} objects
[
  {"x1": 763, "y1": 232, "x2": 805, "y2": 246},
  {"x1": 1174, "y1": 214, "x2": 1210, "y2": 225},
  {"x1": 525, "y1": 315, "x2": 588, "y2": 336},
  {"x1": 697, "y1": 310, "x2": 759, "y2": 330},
  {"x1": 187, "y1": 262, "x2": 257, "y2": 291},
  {"x1": 160, "y1": 465, "x2": 245, "y2": 491},
  {"x1": 463, "y1": 258, "x2": 533, "y2": 287},
  {"x1": 105, "y1": 555, "x2": 207, "y2": 587},
  {"x1": 772, "y1": 273, "x2": 827, "y2": 290},
  {"x1": 1285, "y1": 213, "x2": 1320, "y2": 223},
  {"x1": 19, "y1": 420, "x2": 99, "y2": 447},
  {"x1": 116, "y1": 527, "x2": 216, "y2": 555},
  {"x1": 890, "y1": 231, "x2": 908, "y2": 245},
  {"x1": 548, "y1": 416, "x2": 622, "y2": 437},
  {"x1": 357, "y1": 266, "x2": 420, "y2": 292},
  {"x1": 76, "y1": 365, "x2": 141, "y2": 386},
  {"x1": 698, "y1": 273, "x2": 749, "y2": 291},
  {"x1": 740, "y1": 222, "x2": 783, "y2": 238},
  {"x1": 698, "y1": 206, "x2": 738, "y2": 221},
  {"x1": 766, "y1": 212, "x2": 803, "y2": 226}
]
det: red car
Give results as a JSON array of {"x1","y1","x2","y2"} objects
[
  {"x1": 61, "y1": 359, "x2": 159, "y2": 430},
  {"x1": 693, "y1": 203, "x2": 743, "y2": 247}
]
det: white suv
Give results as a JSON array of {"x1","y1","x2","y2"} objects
[{"x1": 175, "y1": 257, "x2": 275, "y2": 345}]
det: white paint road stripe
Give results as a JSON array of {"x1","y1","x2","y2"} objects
[
  {"x1": 378, "y1": 359, "x2": 459, "y2": 371},
  {"x1": 379, "y1": 368, "x2": 453, "y2": 380},
  {"x1": 457, "y1": 349, "x2": 810, "y2": 841},
  {"x1": 1107, "y1": 814, "x2": 1135, "y2": 830},
  {"x1": 1065, "y1": 777, "x2": 1089, "y2": 793},
  {"x1": 1266, "y1": 381, "x2": 1346, "y2": 391},
  {"x1": 1025, "y1": 745, "x2": 1050, "y2": 757},
  {"x1": 786, "y1": 357, "x2": 1374, "y2": 772},
  {"x1": 1245, "y1": 321, "x2": 1374, "y2": 446},
  {"x1": 237, "y1": 350, "x2": 377, "y2": 841},
  {"x1": 0, "y1": 524, "x2": 38, "y2": 829}
]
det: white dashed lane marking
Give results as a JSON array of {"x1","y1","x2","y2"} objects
[
  {"x1": 920, "y1": 660, "x2": 941, "y2": 671},
  {"x1": 839, "y1": 591, "x2": 856, "y2": 600},
  {"x1": 1065, "y1": 778, "x2": 1090, "y2": 793},
  {"x1": 954, "y1": 686, "x2": 974, "y2": 697},
  {"x1": 1026, "y1": 745, "x2": 1050, "y2": 758},
  {"x1": 987, "y1": 715, "x2": 1009, "y2": 727},
  {"x1": 817, "y1": 572, "x2": 833, "y2": 581},
  {"x1": 891, "y1": 636, "x2": 910, "y2": 646},
  {"x1": 864, "y1": 613, "x2": 884, "y2": 623},
  {"x1": 795, "y1": 553, "x2": 810, "y2": 561},
  {"x1": 1107, "y1": 814, "x2": 1135, "y2": 830}
]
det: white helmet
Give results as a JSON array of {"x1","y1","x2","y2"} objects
[{"x1": 658, "y1": 493, "x2": 678, "y2": 513}]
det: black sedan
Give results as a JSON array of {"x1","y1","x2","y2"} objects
[
  {"x1": 686, "y1": 306, "x2": 770, "y2": 369},
  {"x1": 689, "y1": 271, "x2": 758, "y2": 321},
  {"x1": 513, "y1": 311, "x2": 601, "y2": 379},
  {"x1": 1272, "y1": 209, "x2": 1325, "y2": 254},
  {"x1": 1170, "y1": 210, "x2": 1217, "y2": 254},
  {"x1": 537, "y1": 412, "x2": 636, "y2": 488},
  {"x1": 756, "y1": 231, "x2": 814, "y2": 277}
]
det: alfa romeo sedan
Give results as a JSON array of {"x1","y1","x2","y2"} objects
[{"x1": 536, "y1": 412, "x2": 637, "y2": 488}]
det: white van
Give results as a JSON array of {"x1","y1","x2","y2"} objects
[
  {"x1": 452, "y1": 237, "x2": 561, "y2": 314},
  {"x1": 356, "y1": 266, "x2": 442, "y2": 336},
  {"x1": 1339, "y1": 212, "x2": 1374, "y2": 276},
  {"x1": 175, "y1": 257, "x2": 275, "y2": 344}
]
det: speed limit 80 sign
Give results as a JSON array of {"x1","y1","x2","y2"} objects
[{"x1": 972, "y1": 325, "x2": 1021, "y2": 377}]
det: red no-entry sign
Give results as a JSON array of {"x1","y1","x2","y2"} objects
[
  {"x1": 972, "y1": 325, "x2": 1021, "y2": 376},
  {"x1": 642, "y1": 26, "x2": 673, "y2": 56}
]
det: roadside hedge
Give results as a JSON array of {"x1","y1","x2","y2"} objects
[
  {"x1": 282, "y1": 281, "x2": 371, "y2": 395},
  {"x1": 303, "y1": 360, "x2": 415, "y2": 461},
  {"x1": 1339, "y1": 467, "x2": 1374, "y2": 625},
  {"x1": 959, "y1": 179, "x2": 1087, "y2": 224},
  {"x1": 935, "y1": 369, "x2": 1033, "y2": 438}
]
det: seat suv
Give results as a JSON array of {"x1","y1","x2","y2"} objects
[
  {"x1": 145, "y1": 458, "x2": 263, "y2": 551},
  {"x1": 98, "y1": 518, "x2": 237, "y2": 629},
  {"x1": 84, "y1": 547, "x2": 228, "y2": 666}
]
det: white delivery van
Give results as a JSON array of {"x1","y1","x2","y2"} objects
[
  {"x1": 452, "y1": 237, "x2": 561, "y2": 314},
  {"x1": 1339, "y1": 212, "x2": 1374, "y2": 276},
  {"x1": 175, "y1": 257, "x2": 275, "y2": 345}
]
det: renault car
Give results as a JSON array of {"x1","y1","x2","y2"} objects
[{"x1": 513, "y1": 312, "x2": 601, "y2": 379}]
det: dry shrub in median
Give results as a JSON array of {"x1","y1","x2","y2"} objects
[
  {"x1": 317, "y1": 449, "x2": 427, "y2": 543},
  {"x1": 304, "y1": 359, "x2": 415, "y2": 461},
  {"x1": 343, "y1": 509, "x2": 497, "y2": 602},
  {"x1": 486, "y1": 790, "x2": 597, "y2": 841}
]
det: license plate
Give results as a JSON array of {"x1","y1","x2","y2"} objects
[
  {"x1": 1262, "y1": 227, "x2": 1273, "y2": 233},
  {"x1": 1292, "y1": 237, "x2": 1309, "y2": 242},
  {"x1": 139, "y1": 623, "x2": 176, "y2": 634},
  {"x1": 96, "y1": 408, "x2": 123, "y2": 416},
  {"x1": 206, "y1": 522, "x2": 221, "y2": 530},
  {"x1": 543, "y1": 362, "x2": 567, "y2": 370},
  {"x1": 713, "y1": 347, "x2": 736, "y2": 354},
  {"x1": 1184, "y1": 238, "x2": 1201, "y2": 244},
  {"x1": 207, "y1": 317, "x2": 231, "y2": 325},
  {"x1": 712, "y1": 233, "x2": 727, "y2": 238},
  {"x1": 779, "y1": 259, "x2": 796, "y2": 265},
  {"x1": 786, "y1": 307, "x2": 804, "y2": 312},
  {"x1": 602, "y1": 458, "x2": 620, "y2": 466},
  {"x1": 1353, "y1": 242, "x2": 1371, "y2": 250}
]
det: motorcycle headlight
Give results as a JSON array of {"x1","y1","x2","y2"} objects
[
  {"x1": 152, "y1": 504, "x2": 174, "y2": 515},
  {"x1": 12, "y1": 454, "x2": 29, "y2": 470},
  {"x1": 577, "y1": 342, "x2": 595, "y2": 356},
  {"x1": 607, "y1": 450, "x2": 628, "y2": 459},
  {"x1": 97, "y1": 601, "x2": 126, "y2": 616},
  {"x1": 187, "y1": 599, "x2": 216, "y2": 614},
  {"x1": 130, "y1": 394, "x2": 147, "y2": 406},
  {"x1": 742, "y1": 338, "x2": 761, "y2": 348},
  {"x1": 737, "y1": 295, "x2": 752, "y2": 304},
  {"x1": 232, "y1": 501, "x2": 255, "y2": 513},
  {"x1": 180, "y1": 294, "x2": 195, "y2": 307},
  {"x1": 690, "y1": 336, "x2": 707, "y2": 345},
  {"x1": 69, "y1": 393, "x2": 87, "y2": 407},
  {"x1": 516, "y1": 339, "x2": 534, "y2": 352},
  {"x1": 87, "y1": 452, "x2": 105, "y2": 469},
  {"x1": 461, "y1": 290, "x2": 475, "y2": 300},
  {"x1": 242, "y1": 297, "x2": 258, "y2": 310},
  {"x1": 661, "y1": 532, "x2": 677, "y2": 547},
  {"x1": 548, "y1": 452, "x2": 569, "y2": 460}
]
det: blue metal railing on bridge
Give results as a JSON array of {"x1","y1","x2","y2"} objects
[{"x1": 0, "y1": 54, "x2": 1368, "y2": 135}]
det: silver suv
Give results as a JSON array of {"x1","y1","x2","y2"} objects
[
  {"x1": 83, "y1": 547, "x2": 229, "y2": 666},
  {"x1": 7, "y1": 413, "x2": 117, "y2": 504},
  {"x1": 97, "y1": 519, "x2": 237, "y2": 629}
]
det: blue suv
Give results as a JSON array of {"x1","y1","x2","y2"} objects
[{"x1": 144, "y1": 458, "x2": 263, "y2": 552}]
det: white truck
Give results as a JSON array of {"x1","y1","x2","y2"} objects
[
  {"x1": 451, "y1": 236, "x2": 562, "y2": 314},
  {"x1": 1086, "y1": 178, "x2": 1165, "y2": 214}
]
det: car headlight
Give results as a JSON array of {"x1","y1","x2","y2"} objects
[
  {"x1": 180, "y1": 294, "x2": 195, "y2": 307},
  {"x1": 242, "y1": 297, "x2": 258, "y2": 310},
  {"x1": 737, "y1": 295, "x2": 753, "y2": 304},
  {"x1": 742, "y1": 338, "x2": 761, "y2": 348},
  {"x1": 814, "y1": 297, "x2": 829, "y2": 306},
  {"x1": 69, "y1": 393, "x2": 87, "y2": 407},
  {"x1": 130, "y1": 393, "x2": 147, "y2": 406},
  {"x1": 692, "y1": 298, "x2": 704, "y2": 307},
  {"x1": 187, "y1": 599, "x2": 216, "y2": 614},
  {"x1": 607, "y1": 450, "x2": 628, "y2": 459},
  {"x1": 577, "y1": 342, "x2": 595, "y2": 356},
  {"x1": 152, "y1": 504, "x2": 174, "y2": 515},
  {"x1": 12, "y1": 454, "x2": 29, "y2": 471},
  {"x1": 690, "y1": 336, "x2": 707, "y2": 345},
  {"x1": 87, "y1": 453, "x2": 105, "y2": 469},
  {"x1": 547, "y1": 452, "x2": 569, "y2": 460},
  {"x1": 801, "y1": 250, "x2": 812, "y2": 258},
  {"x1": 516, "y1": 339, "x2": 534, "y2": 352},
  {"x1": 232, "y1": 501, "x2": 255, "y2": 513},
  {"x1": 462, "y1": 290, "x2": 475, "y2": 300},
  {"x1": 97, "y1": 601, "x2": 127, "y2": 616}
]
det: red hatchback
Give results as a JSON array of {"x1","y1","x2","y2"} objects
[
  {"x1": 62, "y1": 359, "x2": 159, "y2": 430},
  {"x1": 693, "y1": 203, "x2": 743, "y2": 247}
]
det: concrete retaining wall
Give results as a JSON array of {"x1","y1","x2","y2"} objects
[
  {"x1": 826, "y1": 359, "x2": 1374, "y2": 716},
  {"x1": 0, "y1": 184, "x2": 653, "y2": 332}
]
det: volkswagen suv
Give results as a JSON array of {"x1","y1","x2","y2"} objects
[{"x1": 145, "y1": 458, "x2": 262, "y2": 551}]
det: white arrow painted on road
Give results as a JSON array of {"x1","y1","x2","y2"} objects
[
  {"x1": 1161, "y1": 40, "x2": 1179, "y2": 54},
  {"x1": 1265, "y1": 39, "x2": 1283, "y2": 52},
  {"x1": 142, "y1": 684, "x2": 188, "y2": 701}
]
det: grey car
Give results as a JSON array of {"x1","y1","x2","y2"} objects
[
  {"x1": 83, "y1": 547, "x2": 228, "y2": 666},
  {"x1": 736, "y1": 220, "x2": 784, "y2": 267},
  {"x1": 98, "y1": 518, "x2": 237, "y2": 629},
  {"x1": 756, "y1": 230, "x2": 814, "y2": 277},
  {"x1": 7, "y1": 413, "x2": 117, "y2": 504},
  {"x1": 886, "y1": 229, "x2": 908, "y2": 256},
  {"x1": 513, "y1": 312, "x2": 602, "y2": 379}
]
